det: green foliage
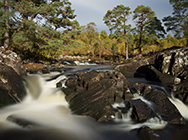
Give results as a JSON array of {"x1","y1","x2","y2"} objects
[
  {"x1": 163, "y1": 0, "x2": 188, "y2": 39},
  {"x1": 103, "y1": 5, "x2": 131, "y2": 33},
  {"x1": 146, "y1": 17, "x2": 166, "y2": 38},
  {"x1": 0, "y1": 1, "x2": 186, "y2": 61},
  {"x1": 100, "y1": 30, "x2": 108, "y2": 40},
  {"x1": 103, "y1": 5, "x2": 131, "y2": 59},
  {"x1": 0, "y1": 0, "x2": 80, "y2": 60},
  {"x1": 133, "y1": 5, "x2": 155, "y2": 53}
]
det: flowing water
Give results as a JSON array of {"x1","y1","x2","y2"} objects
[{"x1": 0, "y1": 64, "x2": 188, "y2": 140}]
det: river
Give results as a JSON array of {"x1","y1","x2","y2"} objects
[{"x1": 0, "y1": 64, "x2": 188, "y2": 140}]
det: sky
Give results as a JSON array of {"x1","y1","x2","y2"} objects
[{"x1": 69, "y1": 0, "x2": 173, "y2": 33}]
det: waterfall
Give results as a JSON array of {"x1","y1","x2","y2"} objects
[
  {"x1": 169, "y1": 95, "x2": 188, "y2": 119},
  {"x1": 0, "y1": 69, "x2": 188, "y2": 140}
]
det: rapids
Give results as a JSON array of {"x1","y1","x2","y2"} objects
[{"x1": 0, "y1": 64, "x2": 188, "y2": 140}]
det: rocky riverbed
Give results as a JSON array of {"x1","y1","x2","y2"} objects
[{"x1": 0, "y1": 46, "x2": 188, "y2": 140}]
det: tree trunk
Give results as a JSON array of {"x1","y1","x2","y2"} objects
[
  {"x1": 125, "y1": 40, "x2": 129, "y2": 60},
  {"x1": 138, "y1": 32, "x2": 142, "y2": 54},
  {"x1": 92, "y1": 46, "x2": 94, "y2": 59},
  {"x1": 99, "y1": 45, "x2": 102, "y2": 59},
  {"x1": 4, "y1": 0, "x2": 9, "y2": 49},
  {"x1": 124, "y1": 29, "x2": 128, "y2": 59}
]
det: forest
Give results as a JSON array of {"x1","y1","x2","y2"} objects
[{"x1": 0, "y1": 0, "x2": 188, "y2": 62}]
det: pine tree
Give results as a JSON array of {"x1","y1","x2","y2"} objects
[
  {"x1": 0, "y1": 0, "x2": 79, "y2": 59},
  {"x1": 133, "y1": 5, "x2": 155, "y2": 54},
  {"x1": 103, "y1": 5, "x2": 131, "y2": 59},
  {"x1": 163, "y1": 0, "x2": 188, "y2": 46}
]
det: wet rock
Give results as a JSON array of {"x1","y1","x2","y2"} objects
[
  {"x1": 129, "y1": 99, "x2": 153, "y2": 123},
  {"x1": 148, "y1": 65, "x2": 181, "y2": 85},
  {"x1": 172, "y1": 81, "x2": 188, "y2": 104},
  {"x1": 0, "y1": 47, "x2": 26, "y2": 76},
  {"x1": 133, "y1": 126, "x2": 162, "y2": 140},
  {"x1": 0, "y1": 63, "x2": 26, "y2": 108},
  {"x1": 135, "y1": 65, "x2": 181, "y2": 85},
  {"x1": 144, "y1": 89, "x2": 185, "y2": 125},
  {"x1": 62, "y1": 70, "x2": 132, "y2": 122},
  {"x1": 42, "y1": 67, "x2": 50, "y2": 74},
  {"x1": 7, "y1": 115, "x2": 39, "y2": 128}
]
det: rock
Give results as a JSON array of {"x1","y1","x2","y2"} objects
[
  {"x1": 7, "y1": 115, "x2": 39, "y2": 128},
  {"x1": 129, "y1": 99, "x2": 153, "y2": 123},
  {"x1": 62, "y1": 70, "x2": 132, "y2": 122},
  {"x1": 144, "y1": 89, "x2": 185, "y2": 125},
  {"x1": 135, "y1": 65, "x2": 181, "y2": 85},
  {"x1": 155, "y1": 47, "x2": 188, "y2": 79},
  {"x1": 149, "y1": 65, "x2": 181, "y2": 85},
  {"x1": 41, "y1": 67, "x2": 50, "y2": 74},
  {"x1": 0, "y1": 63, "x2": 26, "y2": 108},
  {"x1": 24, "y1": 63, "x2": 45, "y2": 73},
  {"x1": 172, "y1": 81, "x2": 188, "y2": 104},
  {"x1": 134, "y1": 126, "x2": 162, "y2": 140},
  {"x1": 0, "y1": 46, "x2": 26, "y2": 76},
  {"x1": 115, "y1": 58, "x2": 152, "y2": 78}
]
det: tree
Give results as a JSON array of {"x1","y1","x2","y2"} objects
[
  {"x1": 163, "y1": 0, "x2": 188, "y2": 46},
  {"x1": 133, "y1": 5, "x2": 155, "y2": 54},
  {"x1": 0, "y1": 0, "x2": 15, "y2": 49},
  {"x1": 81, "y1": 22, "x2": 99, "y2": 58},
  {"x1": 146, "y1": 17, "x2": 166, "y2": 38},
  {"x1": 0, "y1": 0, "x2": 79, "y2": 59},
  {"x1": 103, "y1": 5, "x2": 131, "y2": 59},
  {"x1": 37, "y1": 0, "x2": 77, "y2": 30}
]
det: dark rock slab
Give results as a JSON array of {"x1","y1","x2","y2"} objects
[
  {"x1": 0, "y1": 63, "x2": 26, "y2": 108},
  {"x1": 62, "y1": 70, "x2": 132, "y2": 122},
  {"x1": 129, "y1": 99, "x2": 153, "y2": 123},
  {"x1": 132, "y1": 126, "x2": 162, "y2": 140},
  {"x1": 135, "y1": 65, "x2": 181, "y2": 85},
  {"x1": 7, "y1": 115, "x2": 39, "y2": 128},
  {"x1": 144, "y1": 89, "x2": 185, "y2": 125},
  {"x1": 148, "y1": 65, "x2": 181, "y2": 85}
]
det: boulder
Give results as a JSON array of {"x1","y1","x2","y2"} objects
[
  {"x1": 0, "y1": 46, "x2": 26, "y2": 76},
  {"x1": 62, "y1": 70, "x2": 133, "y2": 122},
  {"x1": 135, "y1": 65, "x2": 181, "y2": 85},
  {"x1": 133, "y1": 126, "x2": 162, "y2": 140},
  {"x1": 7, "y1": 115, "x2": 39, "y2": 128},
  {"x1": 115, "y1": 58, "x2": 153, "y2": 78},
  {"x1": 155, "y1": 48, "x2": 188, "y2": 79},
  {"x1": 172, "y1": 81, "x2": 188, "y2": 104},
  {"x1": 144, "y1": 89, "x2": 185, "y2": 125},
  {"x1": 0, "y1": 63, "x2": 26, "y2": 108},
  {"x1": 129, "y1": 99, "x2": 153, "y2": 123}
]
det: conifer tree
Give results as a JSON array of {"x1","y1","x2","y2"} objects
[
  {"x1": 0, "y1": 0, "x2": 79, "y2": 59},
  {"x1": 163, "y1": 0, "x2": 188, "y2": 46},
  {"x1": 133, "y1": 5, "x2": 155, "y2": 54},
  {"x1": 103, "y1": 5, "x2": 131, "y2": 59}
]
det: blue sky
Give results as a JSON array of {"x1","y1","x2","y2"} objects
[{"x1": 69, "y1": 0, "x2": 173, "y2": 33}]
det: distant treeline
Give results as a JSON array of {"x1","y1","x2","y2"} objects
[{"x1": 0, "y1": 0, "x2": 187, "y2": 61}]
